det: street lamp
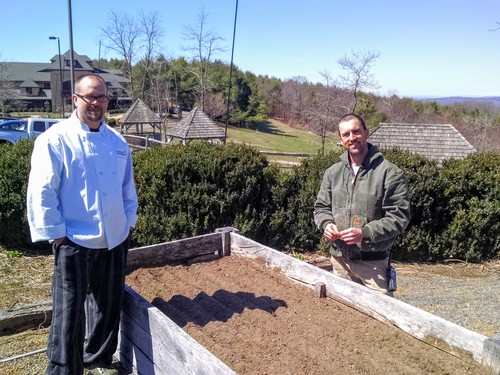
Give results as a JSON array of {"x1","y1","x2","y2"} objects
[
  {"x1": 49, "y1": 36, "x2": 64, "y2": 117},
  {"x1": 68, "y1": 0, "x2": 75, "y2": 111}
]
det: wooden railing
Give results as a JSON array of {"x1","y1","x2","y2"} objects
[
  {"x1": 122, "y1": 134, "x2": 166, "y2": 151},
  {"x1": 122, "y1": 134, "x2": 313, "y2": 168}
]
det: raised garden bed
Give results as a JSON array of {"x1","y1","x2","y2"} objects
[{"x1": 118, "y1": 230, "x2": 499, "y2": 374}]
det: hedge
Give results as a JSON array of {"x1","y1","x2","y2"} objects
[
  {"x1": 0, "y1": 139, "x2": 498, "y2": 262},
  {"x1": 132, "y1": 142, "x2": 280, "y2": 247},
  {"x1": 0, "y1": 140, "x2": 37, "y2": 249}
]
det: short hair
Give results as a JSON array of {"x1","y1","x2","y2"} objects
[
  {"x1": 338, "y1": 113, "x2": 367, "y2": 130},
  {"x1": 74, "y1": 74, "x2": 107, "y2": 92}
]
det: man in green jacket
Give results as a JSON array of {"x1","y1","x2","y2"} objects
[{"x1": 314, "y1": 114, "x2": 410, "y2": 294}]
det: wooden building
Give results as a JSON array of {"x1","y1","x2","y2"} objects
[{"x1": 369, "y1": 123, "x2": 476, "y2": 166}]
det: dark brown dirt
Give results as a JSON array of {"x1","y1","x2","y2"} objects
[{"x1": 126, "y1": 255, "x2": 488, "y2": 375}]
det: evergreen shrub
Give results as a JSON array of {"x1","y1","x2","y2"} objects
[
  {"x1": 267, "y1": 150, "x2": 341, "y2": 252},
  {"x1": 0, "y1": 140, "x2": 35, "y2": 248},
  {"x1": 0, "y1": 135, "x2": 498, "y2": 262},
  {"x1": 436, "y1": 153, "x2": 500, "y2": 261},
  {"x1": 132, "y1": 142, "x2": 279, "y2": 247},
  {"x1": 382, "y1": 148, "x2": 448, "y2": 261}
]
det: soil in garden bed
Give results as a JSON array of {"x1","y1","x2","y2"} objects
[{"x1": 126, "y1": 255, "x2": 487, "y2": 375}]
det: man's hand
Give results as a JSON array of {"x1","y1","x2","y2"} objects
[
  {"x1": 323, "y1": 223, "x2": 341, "y2": 241},
  {"x1": 339, "y1": 227, "x2": 363, "y2": 245},
  {"x1": 53, "y1": 237, "x2": 66, "y2": 247}
]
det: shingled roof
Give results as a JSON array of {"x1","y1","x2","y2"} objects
[
  {"x1": 369, "y1": 123, "x2": 476, "y2": 165},
  {"x1": 119, "y1": 98, "x2": 163, "y2": 140},
  {"x1": 120, "y1": 98, "x2": 162, "y2": 124},
  {"x1": 166, "y1": 107, "x2": 226, "y2": 143}
]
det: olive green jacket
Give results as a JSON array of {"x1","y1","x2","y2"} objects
[{"x1": 313, "y1": 144, "x2": 410, "y2": 260}]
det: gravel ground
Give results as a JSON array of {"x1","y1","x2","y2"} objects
[
  {"x1": 305, "y1": 257, "x2": 500, "y2": 338},
  {"x1": 394, "y1": 261, "x2": 500, "y2": 338}
]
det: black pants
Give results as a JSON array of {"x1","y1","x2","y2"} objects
[{"x1": 46, "y1": 237, "x2": 129, "y2": 375}]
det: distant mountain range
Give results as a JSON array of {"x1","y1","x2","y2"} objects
[{"x1": 413, "y1": 96, "x2": 500, "y2": 107}]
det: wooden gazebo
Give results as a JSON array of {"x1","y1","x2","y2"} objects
[
  {"x1": 166, "y1": 107, "x2": 227, "y2": 144},
  {"x1": 119, "y1": 99, "x2": 163, "y2": 141}
]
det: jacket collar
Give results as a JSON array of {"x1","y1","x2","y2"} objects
[{"x1": 340, "y1": 143, "x2": 383, "y2": 169}]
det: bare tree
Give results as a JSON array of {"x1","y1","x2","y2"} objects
[
  {"x1": 378, "y1": 91, "x2": 418, "y2": 123},
  {"x1": 204, "y1": 92, "x2": 227, "y2": 119},
  {"x1": 147, "y1": 58, "x2": 169, "y2": 115},
  {"x1": 0, "y1": 59, "x2": 17, "y2": 114},
  {"x1": 306, "y1": 70, "x2": 336, "y2": 155},
  {"x1": 489, "y1": 21, "x2": 500, "y2": 31},
  {"x1": 138, "y1": 11, "x2": 164, "y2": 100},
  {"x1": 279, "y1": 76, "x2": 310, "y2": 123},
  {"x1": 182, "y1": 8, "x2": 225, "y2": 110},
  {"x1": 459, "y1": 103, "x2": 499, "y2": 151},
  {"x1": 101, "y1": 11, "x2": 142, "y2": 95},
  {"x1": 337, "y1": 50, "x2": 381, "y2": 112},
  {"x1": 306, "y1": 70, "x2": 358, "y2": 155}
]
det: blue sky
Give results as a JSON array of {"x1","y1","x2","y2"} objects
[{"x1": 2, "y1": 0, "x2": 500, "y2": 97}]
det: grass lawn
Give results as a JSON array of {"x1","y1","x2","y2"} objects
[{"x1": 223, "y1": 119, "x2": 340, "y2": 155}]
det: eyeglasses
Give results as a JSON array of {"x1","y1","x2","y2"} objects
[{"x1": 75, "y1": 94, "x2": 109, "y2": 103}]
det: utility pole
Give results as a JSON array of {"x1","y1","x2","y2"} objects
[
  {"x1": 224, "y1": 0, "x2": 239, "y2": 144},
  {"x1": 49, "y1": 36, "x2": 64, "y2": 117}
]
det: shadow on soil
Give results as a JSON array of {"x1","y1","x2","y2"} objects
[{"x1": 152, "y1": 290, "x2": 287, "y2": 327}]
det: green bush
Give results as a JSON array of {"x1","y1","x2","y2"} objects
[
  {"x1": 267, "y1": 151, "x2": 340, "y2": 252},
  {"x1": 440, "y1": 152, "x2": 500, "y2": 215},
  {"x1": 265, "y1": 147, "x2": 499, "y2": 262},
  {"x1": 436, "y1": 153, "x2": 500, "y2": 261},
  {"x1": 0, "y1": 134, "x2": 498, "y2": 263},
  {"x1": 0, "y1": 140, "x2": 35, "y2": 249},
  {"x1": 439, "y1": 197, "x2": 500, "y2": 261},
  {"x1": 132, "y1": 142, "x2": 279, "y2": 246},
  {"x1": 382, "y1": 148, "x2": 448, "y2": 261}
]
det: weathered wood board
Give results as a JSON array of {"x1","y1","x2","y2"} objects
[
  {"x1": 126, "y1": 232, "x2": 225, "y2": 272},
  {"x1": 117, "y1": 285, "x2": 236, "y2": 375},
  {"x1": 0, "y1": 301, "x2": 52, "y2": 334}
]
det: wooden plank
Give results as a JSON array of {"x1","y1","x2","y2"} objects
[
  {"x1": 215, "y1": 226, "x2": 238, "y2": 258},
  {"x1": 127, "y1": 233, "x2": 223, "y2": 272},
  {"x1": 482, "y1": 334, "x2": 500, "y2": 373},
  {"x1": 118, "y1": 285, "x2": 237, "y2": 375},
  {"x1": 117, "y1": 330, "x2": 168, "y2": 375},
  {"x1": 0, "y1": 300, "x2": 52, "y2": 334},
  {"x1": 118, "y1": 231, "x2": 497, "y2": 373},
  {"x1": 229, "y1": 232, "x2": 490, "y2": 365},
  {"x1": 120, "y1": 309, "x2": 192, "y2": 375},
  {"x1": 220, "y1": 231, "x2": 231, "y2": 257}
]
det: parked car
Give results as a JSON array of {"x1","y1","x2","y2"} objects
[
  {"x1": 0, "y1": 117, "x2": 62, "y2": 144},
  {"x1": 0, "y1": 115, "x2": 18, "y2": 121}
]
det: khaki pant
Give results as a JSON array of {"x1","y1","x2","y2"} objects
[{"x1": 330, "y1": 256, "x2": 392, "y2": 296}]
